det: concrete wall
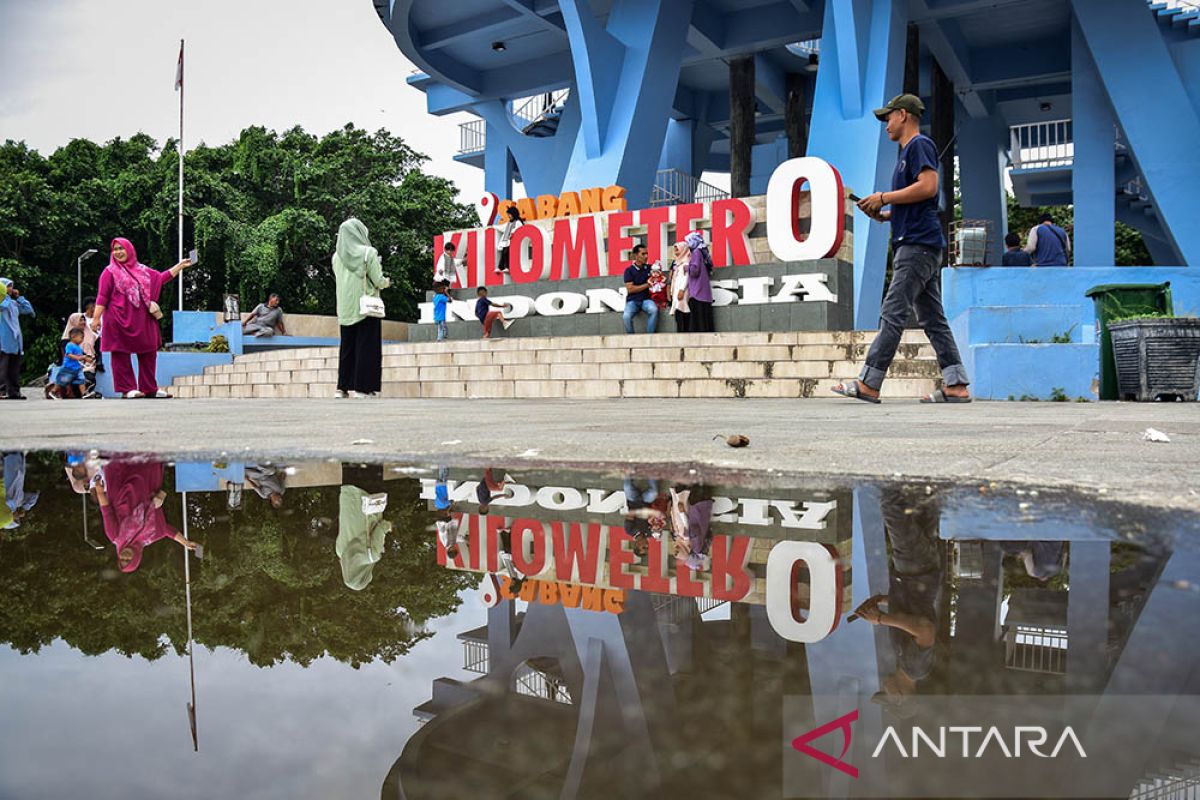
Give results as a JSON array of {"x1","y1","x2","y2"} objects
[
  {"x1": 944, "y1": 267, "x2": 1200, "y2": 400},
  {"x1": 410, "y1": 259, "x2": 854, "y2": 342}
]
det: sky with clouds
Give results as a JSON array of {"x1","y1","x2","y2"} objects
[{"x1": 0, "y1": 0, "x2": 484, "y2": 200}]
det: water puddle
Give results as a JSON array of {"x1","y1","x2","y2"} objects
[{"x1": 1, "y1": 451, "x2": 1198, "y2": 799}]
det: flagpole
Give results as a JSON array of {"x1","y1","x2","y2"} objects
[{"x1": 177, "y1": 38, "x2": 185, "y2": 312}]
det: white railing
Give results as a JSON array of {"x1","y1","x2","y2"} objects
[
  {"x1": 787, "y1": 39, "x2": 821, "y2": 57},
  {"x1": 1009, "y1": 119, "x2": 1074, "y2": 169},
  {"x1": 1157, "y1": 0, "x2": 1200, "y2": 13},
  {"x1": 514, "y1": 663, "x2": 572, "y2": 704},
  {"x1": 1004, "y1": 624, "x2": 1068, "y2": 674},
  {"x1": 1131, "y1": 774, "x2": 1200, "y2": 800},
  {"x1": 650, "y1": 169, "x2": 731, "y2": 207},
  {"x1": 459, "y1": 119, "x2": 485, "y2": 155},
  {"x1": 513, "y1": 88, "x2": 570, "y2": 128}
]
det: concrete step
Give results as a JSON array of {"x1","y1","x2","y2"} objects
[{"x1": 170, "y1": 331, "x2": 943, "y2": 400}]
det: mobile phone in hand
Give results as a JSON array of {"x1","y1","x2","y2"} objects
[
  {"x1": 848, "y1": 192, "x2": 862, "y2": 204},
  {"x1": 188, "y1": 248, "x2": 198, "y2": 264}
]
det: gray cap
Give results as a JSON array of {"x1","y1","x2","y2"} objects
[{"x1": 874, "y1": 93, "x2": 925, "y2": 121}]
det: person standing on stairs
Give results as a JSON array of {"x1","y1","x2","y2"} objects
[
  {"x1": 1024, "y1": 213, "x2": 1071, "y2": 267},
  {"x1": 833, "y1": 93, "x2": 971, "y2": 405},
  {"x1": 332, "y1": 218, "x2": 390, "y2": 398},
  {"x1": 496, "y1": 205, "x2": 524, "y2": 274}
]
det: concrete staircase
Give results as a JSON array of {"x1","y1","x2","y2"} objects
[{"x1": 169, "y1": 331, "x2": 942, "y2": 400}]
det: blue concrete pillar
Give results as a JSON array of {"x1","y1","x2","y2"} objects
[
  {"x1": 1065, "y1": 541, "x2": 1110, "y2": 693},
  {"x1": 958, "y1": 114, "x2": 1009, "y2": 266},
  {"x1": 558, "y1": 0, "x2": 696, "y2": 208},
  {"x1": 1073, "y1": 0, "x2": 1200, "y2": 266},
  {"x1": 806, "y1": 0, "x2": 910, "y2": 328},
  {"x1": 1071, "y1": 19, "x2": 1115, "y2": 267},
  {"x1": 658, "y1": 118, "x2": 693, "y2": 173},
  {"x1": 484, "y1": 122, "x2": 514, "y2": 200}
]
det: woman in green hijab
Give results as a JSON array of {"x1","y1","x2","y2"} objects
[
  {"x1": 337, "y1": 485, "x2": 392, "y2": 591},
  {"x1": 332, "y1": 218, "x2": 391, "y2": 398}
]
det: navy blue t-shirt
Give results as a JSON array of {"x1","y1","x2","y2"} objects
[
  {"x1": 1001, "y1": 248, "x2": 1033, "y2": 267},
  {"x1": 475, "y1": 297, "x2": 491, "y2": 323},
  {"x1": 890, "y1": 134, "x2": 945, "y2": 249},
  {"x1": 623, "y1": 263, "x2": 651, "y2": 303}
]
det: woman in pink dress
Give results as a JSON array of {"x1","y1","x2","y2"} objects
[
  {"x1": 93, "y1": 238, "x2": 192, "y2": 398},
  {"x1": 94, "y1": 457, "x2": 198, "y2": 572}
]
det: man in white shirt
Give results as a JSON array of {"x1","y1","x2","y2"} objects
[{"x1": 434, "y1": 242, "x2": 461, "y2": 289}]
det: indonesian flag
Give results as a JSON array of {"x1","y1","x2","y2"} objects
[{"x1": 175, "y1": 40, "x2": 184, "y2": 91}]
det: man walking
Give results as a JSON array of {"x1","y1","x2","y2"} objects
[
  {"x1": 622, "y1": 244, "x2": 658, "y2": 334},
  {"x1": 0, "y1": 278, "x2": 35, "y2": 400},
  {"x1": 832, "y1": 94, "x2": 970, "y2": 404},
  {"x1": 1024, "y1": 213, "x2": 1071, "y2": 267}
]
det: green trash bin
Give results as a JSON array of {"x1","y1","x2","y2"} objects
[{"x1": 1084, "y1": 282, "x2": 1173, "y2": 400}]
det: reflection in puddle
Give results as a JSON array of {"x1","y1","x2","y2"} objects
[{"x1": 0, "y1": 451, "x2": 1197, "y2": 799}]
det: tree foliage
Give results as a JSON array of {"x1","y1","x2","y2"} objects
[
  {"x1": 0, "y1": 126, "x2": 476, "y2": 380},
  {"x1": 0, "y1": 455, "x2": 477, "y2": 668}
]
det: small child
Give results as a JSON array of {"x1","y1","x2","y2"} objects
[
  {"x1": 50, "y1": 328, "x2": 90, "y2": 399},
  {"x1": 475, "y1": 287, "x2": 512, "y2": 339},
  {"x1": 1001, "y1": 231, "x2": 1033, "y2": 267},
  {"x1": 648, "y1": 261, "x2": 669, "y2": 309},
  {"x1": 432, "y1": 284, "x2": 450, "y2": 342}
]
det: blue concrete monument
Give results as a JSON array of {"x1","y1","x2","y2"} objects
[{"x1": 375, "y1": 0, "x2": 1200, "y2": 399}]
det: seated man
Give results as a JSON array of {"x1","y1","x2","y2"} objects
[
  {"x1": 623, "y1": 244, "x2": 658, "y2": 334},
  {"x1": 242, "y1": 294, "x2": 286, "y2": 338}
]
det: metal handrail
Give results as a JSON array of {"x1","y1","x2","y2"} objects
[
  {"x1": 1009, "y1": 119, "x2": 1074, "y2": 169},
  {"x1": 650, "y1": 168, "x2": 730, "y2": 206},
  {"x1": 512, "y1": 88, "x2": 569, "y2": 127},
  {"x1": 459, "y1": 119, "x2": 485, "y2": 155}
]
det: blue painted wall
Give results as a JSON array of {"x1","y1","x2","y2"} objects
[{"x1": 945, "y1": 267, "x2": 1200, "y2": 400}]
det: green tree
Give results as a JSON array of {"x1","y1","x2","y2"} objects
[{"x1": 0, "y1": 126, "x2": 475, "y2": 381}]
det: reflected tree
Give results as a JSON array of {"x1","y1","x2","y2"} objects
[{"x1": 0, "y1": 455, "x2": 475, "y2": 668}]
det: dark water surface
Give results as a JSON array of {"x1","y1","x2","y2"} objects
[{"x1": 0, "y1": 452, "x2": 1198, "y2": 800}]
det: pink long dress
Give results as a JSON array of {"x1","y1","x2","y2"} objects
[
  {"x1": 100, "y1": 459, "x2": 179, "y2": 573},
  {"x1": 95, "y1": 267, "x2": 172, "y2": 355}
]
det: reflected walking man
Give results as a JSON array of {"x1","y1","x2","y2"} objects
[{"x1": 854, "y1": 486, "x2": 945, "y2": 716}]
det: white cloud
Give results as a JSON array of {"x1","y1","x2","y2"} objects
[{"x1": 0, "y1": 0, "x2": 483, "y2": 201}]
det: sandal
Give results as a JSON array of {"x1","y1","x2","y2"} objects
[
  {"x1": 921, "y1": 388, "x2": 972, "y2": 404},
  {"x1": 831, "y1": 380, "x2": 881, "y2": 404}
]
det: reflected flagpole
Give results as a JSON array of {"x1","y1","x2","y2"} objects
[
  {"x1": 181, "y1": 490, "x2": 198, "y2": 752},
  {"x1": 175, "y1": 39, "x2": 185, "y2": 312}
]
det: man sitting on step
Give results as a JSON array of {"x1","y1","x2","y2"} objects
[{"x1": 242, "y1": 293, "x2": 286, "y2": 338}]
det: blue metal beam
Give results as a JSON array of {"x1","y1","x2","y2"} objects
[
  {"x1": 968, "y1": 35, "x2": 1072, "y2": 91},
  {"x1": 1073, "y1": 0, "x2": 1200, "y2": 266},
  {"x1": 1071, "y1": 18, "x2": 1114, "y2": 267},
  {"x1": 915, "y1": 12, "x2": 989, "y2": 118}
]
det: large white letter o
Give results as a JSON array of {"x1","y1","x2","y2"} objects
[{"x1": 766, "y1": 156, "x2": 845, "y2": 263}]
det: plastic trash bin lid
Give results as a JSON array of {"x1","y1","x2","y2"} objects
[{"x1": 1084, "y1": 282, "x2": 1171, "y2": 298}]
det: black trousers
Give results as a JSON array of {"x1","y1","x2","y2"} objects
[
  {"x1": 0, "y1": 352, "x2": 22, "y2": 398},
  {"x1": 688, "y1": 300, "x2": 715, "y2": 333},
  {"x1": 338, "y1": 317, "x2": 382, "y2": 394},
  {"x1": 497, "y1": 246, "x2": 511, "y2": 272}
]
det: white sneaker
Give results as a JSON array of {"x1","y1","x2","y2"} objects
[
  {"x1": 349, "y1": 391, "x2": 368, "y2": 399},
  {"x1": 124, "y1": 390, "x2": 145, "y2": 399},
  {"x1": 334, "y1": 390, "x2": 348, "y2": 399}
]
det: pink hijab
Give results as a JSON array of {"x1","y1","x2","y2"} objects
[{"x1": 105, "y1": 237, "x2": 156, "y2": 310}]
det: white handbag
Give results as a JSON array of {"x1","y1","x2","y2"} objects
[
  {"x1": 359, "y1": 294, "x2": 385, "y2": 318},
  {"x1": 361, "y1": 492, "x2": 388, "y2": 516}
]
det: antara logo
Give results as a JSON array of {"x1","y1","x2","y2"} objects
[
  {"x1": 792, "y1": 710, "x2": 1088, "y2": 777},
  {"x1": 792, "y1": 709, "x2": 859, "y2": 778}
]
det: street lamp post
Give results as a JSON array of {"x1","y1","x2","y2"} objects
[{"x1": 76, "y1": 249, "x2": 99, "y2": 312}]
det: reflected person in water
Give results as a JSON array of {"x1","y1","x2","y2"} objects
[
  {"x1": 2, "y1": 451, "x2": 40, "y2": 535},
  {"x1": 94, "y1": 458, "x2": 199, "y2": 571},
  {"x1": 854, "y1": 486, "x2": 945, "y2": 717},
  {"x1": 337, "y1": 485, "x2": 392, "y2": 591}
]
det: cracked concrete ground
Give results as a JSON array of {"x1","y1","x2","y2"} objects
[{"x1": 1, "y1": 397, "x2": 1197, "y2": 512}]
